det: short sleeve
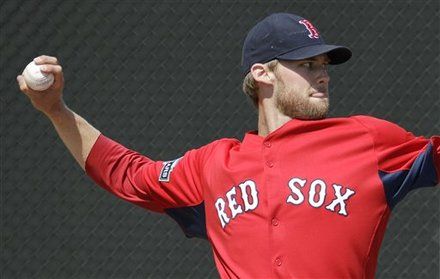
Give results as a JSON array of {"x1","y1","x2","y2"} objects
[
  {"x1": 353, "y1": 116, "x2": 440, "y2": 208},
  {"x1": 85, "y1": 134, "x2": 218, "y2": 213}
]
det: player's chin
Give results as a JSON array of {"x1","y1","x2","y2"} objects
[
  {"x1": 304, "y1": 103, "x2": 329, "y2": 119},
  {"x1": 301, "y1": 112, "x2": 328, "y2": 120},
  {"x1": 309, "y1": 97, "x2": 329, "y2": 107},
  {"x1": 308, "y1": 96, "x2": 329, "y2": 108}
]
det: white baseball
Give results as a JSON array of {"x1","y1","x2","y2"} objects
[{"x1": 22, "y1": 61, "x2": 54, "y2": 91}]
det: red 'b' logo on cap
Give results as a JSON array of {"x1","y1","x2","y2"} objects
[{"x1": 299, "y1": 19, "x2": 320, "y2": 39}]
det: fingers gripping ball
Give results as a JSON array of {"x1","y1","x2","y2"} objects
[{"x1": 22, "y1": 61, "x2": 54, "y2": 91}]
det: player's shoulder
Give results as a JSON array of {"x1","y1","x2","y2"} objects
[
  {"x1": 180, "y1": 137, "x2": 240, "y2": 165},
  {"x1": 349, "y1": 115, "x2": 405, "y2": 131},
  {"x1": 211, "y1": 137, "x2": 241, "y2": 151},
  {"x1": 205, "y1": 137, "x2": 241, "y2": 147},
  {"x1": 194, "y1": 137, "x2": 240, "y2": 154},
  {"x1": 323, "y1": 115, "x2": 405, "y2": 134},
  {"x1": 348, "y1": 114, "x2": 412, "y2": 143}
]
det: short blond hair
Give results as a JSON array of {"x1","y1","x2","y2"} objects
[{"x1": 242, "y1": 60, "x2": 279, "y2": 107}]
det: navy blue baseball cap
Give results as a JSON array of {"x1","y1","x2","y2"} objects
[{"x1": 241, "y1": 13, "x2": 352, "y2": 75}]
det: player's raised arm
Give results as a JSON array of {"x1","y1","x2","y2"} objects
[
  {"x1": 16, "y1": 55, "x2": 207, "y2": 217},
  {"x1": 16, "y1": 55, "x2": 101, "y2": 170}
]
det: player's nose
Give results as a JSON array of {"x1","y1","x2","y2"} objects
[{"x1": 316, "y1": 66, "x2": 330, "y2": 84}]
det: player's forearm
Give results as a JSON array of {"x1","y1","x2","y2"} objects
[
  {"x1": 17, "y1": 55, "x2": 100, "y2": 170},
  {"x1": 47, "y1": 103, "x2": 101, "y2": 171}
]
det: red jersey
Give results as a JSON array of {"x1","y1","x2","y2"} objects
[{"x1": 85, "y1": 116, "x2": 440, "y2": 279}]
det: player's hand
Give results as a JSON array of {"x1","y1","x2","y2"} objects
[{"x1": 17, "y1": 55, "x2": 66, "y2": 117}]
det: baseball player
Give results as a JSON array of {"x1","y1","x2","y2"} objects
[{"x1": 17, "y1": 13, "x2": 439, "y2": 279}]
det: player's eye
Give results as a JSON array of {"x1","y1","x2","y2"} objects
[
  {"x1": 302, "y1": 62, "x2": 329, "y2": 71},
  {"x1": 300, "y1": 62, "x2": 312, "y2": 68}
]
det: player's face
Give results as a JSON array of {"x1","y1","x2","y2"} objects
[{"x1": 273, "y1": 54, "x2": 330, "y2": 120}]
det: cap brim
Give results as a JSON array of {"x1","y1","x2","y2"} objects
[{"x1": 277, "y1": 44, "x2": 352, "y2": 64}]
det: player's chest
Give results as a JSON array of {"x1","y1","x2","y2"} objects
[{"x1": 203, "y1": 143, "x2": 384, "y2": 231}]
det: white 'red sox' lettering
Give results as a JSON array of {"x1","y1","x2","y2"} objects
[
  {"x1": 286, "y1": 177, "x2": 306, "y2": 204},
  {"x1": 215, "y1": 180, "x2": 258, "y2": 228},
  {"x1": 238, "y1": 180, "x2": 259, "y2": 211},
  {"x1": 308, "y1": 179, "x2": 327, "y2": 207},
  {"x1": 286, "y1": 177, "x2": 356, "y2": 216},
  {"x1": 325, "y1": 184, "x2": 355, "y2": 216},
  {"x1": 226, "y1": 187, "x2": 243, "y2": 219},
  {"x1": 215, "y1": 197, "x2": 230, "y2": 228},
  {"x1": 215, "y1": 177, "x2": 356, "y2": 228}
]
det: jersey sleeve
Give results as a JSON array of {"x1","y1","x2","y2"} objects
[
  {"x1": 353, "y1": 116, "x2": 440, "y2": 208},
  {"x1": 85, "y1": 134, "x2": 216, "y2": 214}
]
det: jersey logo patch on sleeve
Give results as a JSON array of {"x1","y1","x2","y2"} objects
[{"x1": 159, "y1": 157, "x2": 182, "y2": 182}]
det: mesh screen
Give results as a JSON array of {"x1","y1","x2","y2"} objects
[{"x1": 2, "y1": 0, "x2": 439, "y2": 278}]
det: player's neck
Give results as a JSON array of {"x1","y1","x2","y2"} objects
[{"x1": 257, "y1": 101, "x2": 292, "y2": 137}]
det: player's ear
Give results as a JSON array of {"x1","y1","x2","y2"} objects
[{"x1": 250, "y1": 63, "x2": 275, "y2": 85}]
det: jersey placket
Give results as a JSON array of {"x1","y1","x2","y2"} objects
[{"x1": 262, "y1": 136, "x2": 286, "y2": 276}]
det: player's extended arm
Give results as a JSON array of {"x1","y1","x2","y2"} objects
[
  {"x1": 16, "y1": 55, "x2": 100, "y2": 170},
  {"x1": 17, "y1": 55, "x2": 207, "y2": 218}
]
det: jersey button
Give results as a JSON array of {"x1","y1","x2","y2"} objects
[
  {"x1": 275, "y1": 257, "x2": 282, "y2": 266},
  {"x1": 271, "y1": 218, "x2": 279, "y2": 226},
  {"x1": 263, "y1": 141, "x2": 271, "y2": 148},
  {"x1": 266, "y1": 161, "x2": 274, "y2": 168}
]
